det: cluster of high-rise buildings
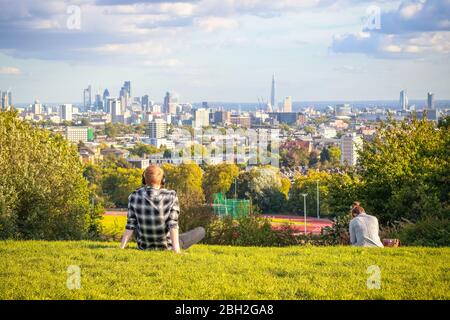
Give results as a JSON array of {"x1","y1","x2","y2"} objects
[{"x1": 3, "y1": 76, "x2": 448, "y2": 169}]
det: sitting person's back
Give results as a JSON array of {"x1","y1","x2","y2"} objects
[
  {"x1": 349, "y1": 206, "x2": 384, "y2": 248},
  {"x1": 120, "y1": 165, "x2": 205, "y2": 253},
  {"x1": 127, "y1": 186, "x2": 179, "y2": 250}
]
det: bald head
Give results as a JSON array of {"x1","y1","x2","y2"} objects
[{"x1": 144, "y1": 165, "x2": 164, "y2": 187}]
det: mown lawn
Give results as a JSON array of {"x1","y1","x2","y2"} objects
[{"x1": 0, "y1": 240, "x2": 449, "y2": 300}]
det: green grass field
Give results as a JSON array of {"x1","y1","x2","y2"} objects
[{"x1": 0, "y1": 240, "x2": 449, "y2": 300}]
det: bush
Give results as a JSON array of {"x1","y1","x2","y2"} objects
[
  {"x1": 206, "y1": 214, "x2": 278, "y2": 246},
  {"x1": 399, "y1": 217, "x2": 450, "y2": 247},
  {"x1": 0, "y1": 111, "x2": 101, "y2": 239},
  {"x1": 321, "y1": 214, "x2": 352, "y2": 245}
]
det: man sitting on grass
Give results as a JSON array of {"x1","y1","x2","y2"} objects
[
  {"x1": 120, "y1": 165, "x2": 205, "y2": 253},
  {"x1": 349, "y1": 205, "x2": 384, "y2": 248}
]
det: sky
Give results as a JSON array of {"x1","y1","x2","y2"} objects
[{"x1": 0, "y1": 0, "x2": 449, "y2": 104}]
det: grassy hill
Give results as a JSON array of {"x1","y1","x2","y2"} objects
[{"x1": 0, "y1": 240, "x2": 448, "y2": 300}]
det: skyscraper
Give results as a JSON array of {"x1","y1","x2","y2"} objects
[
  {"x1": 283, "y1": 96, "x2": 292, "y2": 113},
  {"x1": 400, "y1": 90, "x2": 408, "y2": 111},
  {"x1": 61, "y1": 104, "x2": 73, "y2": 122},
  {"x1": 270, "y1": 74, "x2": 276, "y2": 109},
  {"x1": 164, "y1": 92, "x2": 177, "y2": 115},
  {"x1": 111, "y1": 99, "x2": 123, "y2": 123},
  {"x1": 123, "y1": 81, "x2": 131, "y2": 97},
  {"x1": 95, "y1": 92, "x2": 102, "y2": 110},
  {"x1": 427, "y1": 92, "x2": 435, "y2": 110},
  {"x1": 1, "y1": 91, "x2": 10, "y2": 111},
  {"x1": 103, "y1": 88, "x2": 110, "y2": 112},
  {"x1": 141, "y1": 95, "x2": 149, "y2": 111},
  {"x1": 83, "y1": 85, "x2": 92, "y2": 111},
  {"x1": 32, "y1": 100, "x2": 42, "y2": 115}
]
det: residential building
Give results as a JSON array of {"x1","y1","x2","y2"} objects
[
  {"x1": 193, "y1": 108, "x2": 210, "y2": 128},
  {"x1": 148, "y1": 118, "x2": 167, "y2": 139},
  {"x1": 65, "y1": 126, "x2": 93, "y2": 144},
  {"x1": 60, "y1": 104, "x2": 73, "y2": 121},
  {"x1": 340, "y1": 133, "x2": 363, "y2": 166}
]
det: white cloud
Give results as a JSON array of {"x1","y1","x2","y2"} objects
[
  {"x1": 89, "y1": 42, "x2": 170, "y2": 56},
  {"x1": 0, "y1": 67, "x2": 21, "y2": 75},
  {"x1": 144, "y1": 59, "x2": 183, "y2": 67},
  {"x1": 194, "y1": 16, "x2": 239, "y2": 32},
  {"x1": 399, "y1": 1, "x2": 424, "y2": 19}
]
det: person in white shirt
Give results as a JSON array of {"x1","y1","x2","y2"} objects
[{"x1": 349, "y1": 205, "x2": 384, "y2": 248}]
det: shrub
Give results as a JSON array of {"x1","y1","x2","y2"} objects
[
  {"x1": 399, "y1": 217, "x2": 450, "y2": 247},
  {"x1": 206, "y1": 214, "x2": 278, "y2": 246},
  {"x1": 321, "y1": 214, "x2": 352, "y2": 245},
  {"x1": 0, "y1": 111, "x2": 101, "y2": 239}
]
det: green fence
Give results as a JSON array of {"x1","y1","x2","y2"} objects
[{"x1": 213, "y1": 192, "x2": 250, "y2": 218}]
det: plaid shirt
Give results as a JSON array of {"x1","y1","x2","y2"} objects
[{"x1": 126, "y1": 186, "x2": 180, "y2": 250}]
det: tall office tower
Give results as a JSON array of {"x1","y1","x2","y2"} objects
[
  {"x1": 193, "y1": 108, "x2": 210, "y2": 128},
  {"x1": 95, "y1": 92, "x2": 102, "y2": 110},
  {"x1": 148, "y1": 118, "x2": 167, "y2": 139},
  {"x1": 164, "y1": 92, "x2": 177, "y2": 115},
  {"x1": 123, "y1": 81, "x2": 131, "y2": 97},
  {"x1": 83, "y1": 85, "x2": 92, "y2": 111},
  {"x1": 31, "y1": 100, "x2": 42, "y2": 115},
  {"x1": 340, "y1": 133, "x2": 363, "y2": 166},
  {"x1": 1, "y1": 91, "x2": 10, "y2": 111},
  {"x1": 61, "y1": 104, "x2": 73, "y2": 121},
  {"x1": 270, "y1": 74, "x2": 275, "y2": 109},
  {"x1": 102, "y1": 88, "x2": 110, "y2": 112},
  {"x1": 400, "y1": 90, "x2": 408, "y2": 111},
  {"x1": 427, "y1": 92, "x2": 435, "y2": 110},
  {"x1": 141, "y1": 95, "x2": 149, "y2": 111},
  {"x1": 283, "y1": 96, "x2": 292, "y2": 113},
  {"x1": 111, "y1": 99, "x2": 123, "y2": 123},
  {"x1": 7, "y1": 91, "x2": 12, "y2": 107}
]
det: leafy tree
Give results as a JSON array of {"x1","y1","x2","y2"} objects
[
  {"x1": 329, "y1": 146, "x2": 341, "y2": 164},
  {"x1": 321, "y1": 146, "x2": 341, "y2": 165},
  {"x1": 80, "y1": 118, "x2": 90, "y2": 126},
  {"x1": 101, "y1": 167, "x2": 142, "y2": 207},
  {"x1": 234, "y1": 166, "x2": 287, "y2": 213},
  {"x1": 309, "y1": 150, "x2": 320, "y2": 167},
  {"x1": 358, "y1": 117, "x2": 449, "y2": 224},
  {"x1": 0, "y1": 110, "x2": 101, "y2": 239},
  {"x1": 280, "y1": 147, "x2": 309, "y2": 167},
  {"x1": 289, "y1": 170, "x2": 332, "y2": 216},
  {"x1": 202, "y1": 164, "x2": 240, "y2": 203},
  {"x1": 162, "y1": 163, "x2": 205, "y2": 203},
  {"x1": 128, "y1": 143, "x2": 160, "y2": 158}
]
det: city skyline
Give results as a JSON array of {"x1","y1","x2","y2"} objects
[{"x1": 1, "y1": 0, "x2": 450, "y2": 103}]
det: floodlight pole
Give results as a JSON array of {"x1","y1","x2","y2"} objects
[
  {"x1": 301, "y1": 193, "x2": 308, "y2": 235},
  {"x1": 316, "y1": 180, "x2": 320, "y2": 219}
]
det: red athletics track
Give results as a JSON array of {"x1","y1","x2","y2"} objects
[{"x1": 104, "y1": 211, "x2": 334, "y2": 235}]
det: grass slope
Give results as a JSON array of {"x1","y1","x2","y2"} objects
[{"x1": 1, "y1": 241, "x2": 449, "y2": 300}]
